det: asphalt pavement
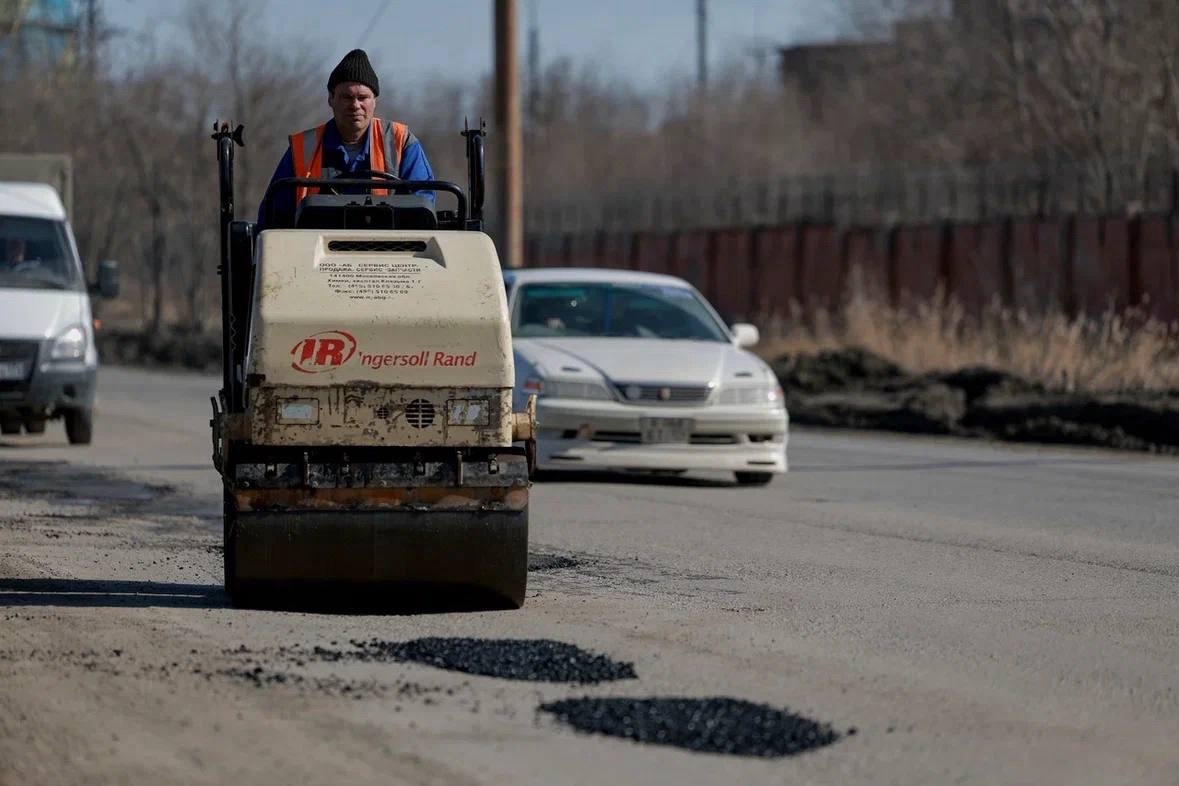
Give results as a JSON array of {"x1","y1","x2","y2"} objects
[{"x1": 1, "y1": 365, "x2": 1177, "y2": 785}]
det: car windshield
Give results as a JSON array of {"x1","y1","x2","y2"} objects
[
  {"x1": 0, "y1": 216, "x2": 81, "y2": 291},
  {"x1": 512, "y1": 282, "x2": 730, "y2": 342}
]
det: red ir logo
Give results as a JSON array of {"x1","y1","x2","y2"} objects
[{"x1": 290, "y1": 330, "x2": 358, "y2": 373}]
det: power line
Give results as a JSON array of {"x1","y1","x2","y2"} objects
[
  {"x1": 696, "y1": 0, "x2": 707, "y2": 89},
  {"x1": 355, "y1": 1, "x2": 390, "y2": 49}
]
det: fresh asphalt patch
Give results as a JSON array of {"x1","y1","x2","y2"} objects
[
  {"x1": 539, "y1": 696, "x2": 846, "y2": 758},
  {"x1": 347, "y1": 638, "x2": 638, "y2": 684},
  {"x1": 0, "y1": 459, "x2": 169, "y2": 511}
]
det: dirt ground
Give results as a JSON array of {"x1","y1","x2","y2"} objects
[{"x1": 772, "y1": 348, "x2": 1179, "y2": 455}]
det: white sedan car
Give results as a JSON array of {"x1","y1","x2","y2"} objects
[{"x1": 505, "y1": 268, "x2": 788, "y2": 485}]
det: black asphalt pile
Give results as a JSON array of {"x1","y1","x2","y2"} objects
[
  {"x1": 349, "y1": 637, "x2": 637, "y2": 684},
  {"x1": 528, "y1": 552, "x2": 582, "y2": 572},
  {"x1": 772, "y1": 348, "x2": 1179, "y2": 454},
  {"x1": 539, "y1": 697, "x2": 843, "y2": 758}
]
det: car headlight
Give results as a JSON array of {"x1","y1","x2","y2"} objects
[
  {"x1": 50, "y1": 324, "x2": 88, "y2": 361},
  {"x1": 718, "y1": 383, "x2": 784, "y2": 407},
  {"x1": 522, "y1": 377, "x2": 614, "y2": 400}
]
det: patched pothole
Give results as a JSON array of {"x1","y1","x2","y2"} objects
[
  {"x1": 349, "y1": 637, "x2": 637, "y2": 684},
  {"x1": 539, "y1": 696, "x2": 845, "y2": 758}
]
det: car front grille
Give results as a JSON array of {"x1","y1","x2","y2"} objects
[
  {"x1": 0, "y1": 340, "x2": 38, "y2": 361},
  {"x1": 591, "y1": 430, "x2": 642, "y2": 444},
  {"x1": 612, "y1": 383, "x2": 713, "y2": 406},
  {"x1": 0, "y1": 340, "x2": 38, "y2": 394},
  {"x1": 587, "y1": 431, "x2": 739, "y2": 446}
]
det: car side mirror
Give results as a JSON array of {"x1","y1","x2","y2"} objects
[
  {"x1": 95, "y1": 259, "x2": 119, "y2": 299},
  {"x1": 731, "y1": 322, "x2": 760, "y2": 348}
]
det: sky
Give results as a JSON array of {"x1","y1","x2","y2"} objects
[{"x1": 99, "y1": 0, "x2": 846, "y2": 92}]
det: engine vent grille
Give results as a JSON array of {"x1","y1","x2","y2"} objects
[
  {"x1": 405, "y1": 399, "x2": 435, "y2": 429},
  {"x1": 327, "y1": 240, "x2": 427, "y2": 253},
  {"x1": 374, "y1": 405, "x2": 390, "y2": 420}
]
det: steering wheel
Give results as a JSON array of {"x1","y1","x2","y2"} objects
[{"x1": 320, "y1": 169, "x2": 402, "y2": 195}]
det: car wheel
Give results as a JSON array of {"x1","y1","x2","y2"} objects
[
  {"x1": 23, "y1": 417, "x2": 46, "y2": 435},
  {"x1": 64, "y1": 408, "x2": 93, "y2": 445},
  {"x1": 734, "y1": 471, "x2": 774, "y2": 486},
  {"x1": 0, "y1": 416, "x2": 20, "y2": 436}
]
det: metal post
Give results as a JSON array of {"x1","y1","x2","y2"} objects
[{"x1": 495, "y1": 0, "x2": 524, "y2": 268}]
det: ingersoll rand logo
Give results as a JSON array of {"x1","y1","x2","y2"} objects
[{"x1": 290, "y1": 330, "x2": 358, "y2": 373}]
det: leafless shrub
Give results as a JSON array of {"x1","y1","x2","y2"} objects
[{"x1": 759, "y1": 273, "x2": 1179, "y2": 392}]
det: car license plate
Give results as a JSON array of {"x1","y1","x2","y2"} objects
[
  {"x1": 639, "y1": 417, "x2": 693, "y2": 444},
  {"x1": 0, "y1": 361, "x2": 28, "y2": 381}
]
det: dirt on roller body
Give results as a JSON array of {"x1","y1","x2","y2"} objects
[{"x1": 773, "y1": 348, "x2": 1179, "y2": 454}]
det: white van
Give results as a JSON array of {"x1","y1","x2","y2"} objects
[{"x1": 0, "y1": 182, "x2": 118, "y2": 444}]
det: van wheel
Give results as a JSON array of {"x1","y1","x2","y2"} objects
[
  {"x1": 23, "y1": 418, "x2": 46, "y2": 435},
  {"x1": 734, "y1": 471, "x2": 774, "y2": 486},
  {"x1": 0, "y1": 417, "x2": 19, "y2": 436},
  {"x1": 65, "y1": 408, "x2": 93, "y2": 445}
]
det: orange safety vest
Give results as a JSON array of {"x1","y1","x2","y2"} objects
[{"x1": 288, "y1": 118, "x2": 410, "y2": 207}]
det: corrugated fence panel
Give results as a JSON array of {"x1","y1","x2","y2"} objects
[
  {"x1": 635, "y1": 232, "x2": 672, "y2": 274},
  {"x1": 1032, "y1": 219, "x2": 1068, "y2": 311},
  {"x1": 754, "y1": 227, "x2": 801, "y2": 319},
  {"x1": 532, "y1": 233, "x2": 566, "y2": 267},
  {"x1": 1139, "y1": 215, "x2": 1177, "y2": 322},
  {"x1": 1100, "y1": 217, "x2": 1132, "y2": 312},
  {"x1": 1007, "y1": 218, "x2": 1065, "y2": 311},
  {"x1": 1072, "y1": 218, "x2": 1107, "y2": 315},
  {"x1": 527, "y1": 210, "x2": 1176, "y2": 322},
  {"x1": 596, "y1": 232, "x2": 632, "y2": 270},
  {"x1": 948, "y1": 224, "x2": 994, "y2": 314},
  {"x1": 711, "y1": 229, "x2": 754, "y2": 321},
  {"x1": 569, "y1": 232, "x2": 598, "y2": 268},
  {"x1": 893, "y1": 225, "x2": 941, "y2": 302},
  {"x1": 799, "y1": 224, "x2": 843, "y2": 311},
  {"x1": 670, "y1": 231, "x2": 710, "y2": 292},
  {"x1": 844, "y1": 227, "x2": 889, "y2": 297}
]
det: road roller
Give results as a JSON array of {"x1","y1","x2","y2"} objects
[{"x1": 209, "y1": 121, "x2": 535, "y2": 608}]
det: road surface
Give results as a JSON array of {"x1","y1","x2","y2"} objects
[{"x1": 2, "y1": 366, "x2": 1177, "y2": 785}]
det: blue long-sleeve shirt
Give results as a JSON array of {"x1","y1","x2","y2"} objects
[{"x1": 257, "y1": 118, "x2": 435, "y2": 228}]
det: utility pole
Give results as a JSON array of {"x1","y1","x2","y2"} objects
[
  {"x1": 495, "y1": 0, "x2": 523, "y2": 268},
  {"x1": 696, "y1": 0, "x2": 707, "y2": 90}
]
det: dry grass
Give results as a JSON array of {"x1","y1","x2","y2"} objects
[{"x1": 756, "y1": 279, "x2": 1179, "y2": 394}]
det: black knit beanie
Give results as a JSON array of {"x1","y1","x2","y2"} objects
[{"x1": 328, "y1": 49, "x2": 379, "y2": 96}]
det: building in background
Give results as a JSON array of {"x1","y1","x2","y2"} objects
[{"x1": 0, "y1": 0, "x2": 83, "y2": 73}]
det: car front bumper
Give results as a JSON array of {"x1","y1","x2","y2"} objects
[
  {"x1": 0, "y1": 353, "x2": 96, "y2": 417},
  {"x1": 534, "y1": 397, "x2": 788, "y2": 473}
]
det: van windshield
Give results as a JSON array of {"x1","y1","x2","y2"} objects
[{"x1": 0, "y1": 216, "x2": 82, "y2": 291}]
